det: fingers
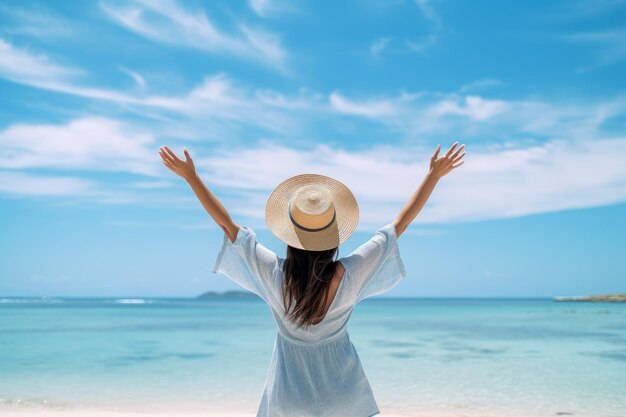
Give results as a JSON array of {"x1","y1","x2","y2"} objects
[
  {"x1": 184, "y1": 148, "x2": 193, "y2": 163},
  {"x1": 450, "y1": 143, "x2": 465, "y2": 160},
  {"x1": 444, "y1": 141, "x2": 459, "y2": 158},
  {"x1": 162, "y1": 146, "x2": 181, "y2": 162},
  {"x1": 451, "y1": 160, "x2": 464, "y2": 169},
  {"x1": 159, "y1": 148, "x2": 180, "y2": 176},
  {"x1": 451, "y1": 151, "x2": 465, "y2": 164},
  {"x1": 159, "y1": 148, "x2": 175, "y2": 164},
  {"x1": 161, "y1": 152, "x2": 174, "y2": 168},
  {"x1": 162, "y1": 159, "x2": 175, "y2": 174},
  {"x1": 431, "y1": 144, "x2": 441, "y2": 160}
]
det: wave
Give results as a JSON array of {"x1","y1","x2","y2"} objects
[
  {"x1": 113, "y1": 299, "x2": 152, "y2": 304},
  {"x1": 0, "y1": 298, "x2": 63, "y2": 304},
  {"x1": 0, "y1": 298, "x2": 154, "y2": 305}
]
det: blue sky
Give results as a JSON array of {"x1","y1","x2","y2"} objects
[{"x1": 0, "y1": 0, "x2": 625, "y2": 297}]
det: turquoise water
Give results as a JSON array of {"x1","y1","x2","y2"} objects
[{"x1": 1, "y1": 297, "x2": 625, "y2": 416}]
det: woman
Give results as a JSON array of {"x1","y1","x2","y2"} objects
[{"x1": 158, "y1": 142, "x2": 465, "y2": 417}]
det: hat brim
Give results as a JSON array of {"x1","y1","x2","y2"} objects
[{"x1": 265, "y1": 173, "x2": 359, "y2": 251}]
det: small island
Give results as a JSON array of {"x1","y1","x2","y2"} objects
[
  {"x1": 554, "y1": 294, "x2": 626, "y2": 302},
  {"x1": 197, "y1": 290, "x2": 261, "y2": 300}
]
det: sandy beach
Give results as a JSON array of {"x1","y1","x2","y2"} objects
[
  {"x1": 0, "y1": 408, "x2": 413, "y2": 417},
  {"x1": 0, "y1": 407, "x2": 541, "y2": 417}
]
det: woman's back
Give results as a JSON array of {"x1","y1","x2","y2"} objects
[{"x1": 212, "y1": 222, "x2": 407, "y2": 416}]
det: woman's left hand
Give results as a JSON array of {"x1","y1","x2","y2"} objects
[
  {"x1": 429, "y1": 141, "x2": 465, "y2": 180},
  {"x1": 159, "y1": 145, "x2": 197, "y2": 181}
]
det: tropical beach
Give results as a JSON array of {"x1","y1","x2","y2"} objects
[
  {"x1": 2, "y1": 0, "x2": 626, "y2": 416},
  {"x1": 1, "y1": 297, "x2": 625, "y2": 417}
]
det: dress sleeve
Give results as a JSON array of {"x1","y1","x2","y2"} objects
[
  {"x1": 341, "y1": 223, "x2": 407, "y2": 303},
  {"x1": 211, "y1": 225, "x2": 278, "y2": 303}
]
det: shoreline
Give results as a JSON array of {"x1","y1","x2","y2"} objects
[{"x1": 0, "y1": 404, "x2": 575, "y2": 417}]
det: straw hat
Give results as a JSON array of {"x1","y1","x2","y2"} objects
[{"x1": 265, "y1": 173, "x2": 359, "y2": 251}]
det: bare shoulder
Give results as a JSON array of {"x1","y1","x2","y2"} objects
[{"x1": 336, "y1": 260, "x2": 346, "y2": 279}]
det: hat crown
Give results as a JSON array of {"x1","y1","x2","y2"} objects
[
  {"x1": 307, "y1": 192, "x2": 320, "y2": 202},
  {"x1": 289, "y1": 185, "x2": 335, "y2": 231}
]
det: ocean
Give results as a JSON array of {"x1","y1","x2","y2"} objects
[{"x1": 1, "y1": 297, "x2": 625, "y2": 416}]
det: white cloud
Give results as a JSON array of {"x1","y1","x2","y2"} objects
[
  {"x1": 194, "y1": 138, "x2": 626, "y2": 228},
  {"x1": 0, "y1": 170, "x2": 92, "y2": 196},
  {"x1": 127, "y1": 180, "x2": 173, "y2": 189},
  {"x1": 0, "y1": 4, "x2": 74, "y2": 38},
  {"x1": 100, "y1": 0, "x2": 238, "y2": 51},
  {"x1": 1, "y1": 35, "x2": 611, "y2": 144},
  {"x1": 0, "y1": 40, "x2": 299, "y2": 137},
  {"x1": 238, "y1": 24, "x2": 287, "y2": 65},
  {"x1": 3, "y1": 129, "x2": 625, "y2": 226},
  {"x1": 106, "y1": 219, "x2": 214, "y2": 229},
  {"x1": 428, "y1": 96, "x2": 507, "y2": 121},
  {"x1": 405, "y1": 33, "x2": 439, "y2": 53},
  {"x1": 1, "y1": 66, "x2": 625, "y2": 226},
  {"x1": 458, "y1": 78, "x2": 504, "y2": 93},
  {"x1": 562, "y1": 29, "x2": 626, "y2": 72},
  {"x1": 329, "y1": 92, "x2": 395, "y2": 117},
  {"x1": 1, "y1": 37, "x2": 624, "y2": 147},
  {"x1": 2, "y1": 37, "x2": 622, "y2": 148},
  {"x1": 428, "y1": 137, "x2": 626, "y2": 222},
  {"x1": 149, "y1": 74, "x2": 303, "y2": 136},
  {"x1": 0, "y1": 117, "x2": 159, "y2": 176},
  {"x1": 118, "y1": 66, "x2": 146, "y2": 89},
  {"x1": 0, "y1": 38, "x2": 82, "y2": 85},
  {"x1": 248, "y1": 0, "x2": 299, "y2": 18},
  {"x1": 370, "y1": 0, "x2": 443, "y2": 57},
  {"x1": 544, "y1": 0, "x2": 626, "y2": 72},
  {"x1": 545, "y1": 0, "x2": 626, "y2": 20},
  {"x1": 370, "y1": 37, "x2": 390, "y2": 57},
  {"x1": 255, "y1": 87, "x2": 323, "y2": 110},
  {"x1": 326, "y1": 90, "x2": 626, "y2": 144},
  {"x1": 329, "y1": 90, "x2": 509, "y2": 126},
  {"x1": 100, "y1": 0, "x2": 288, "y2": 70},
  {"x1": 249, "y1": 0, "x2": 271, "y2": 17},
  {"x1": 0, "y1": 170, "x2": 143, "y2": 204},
  {"x1": 0, "y1": 37, "x2": 151, "y2": 102}
]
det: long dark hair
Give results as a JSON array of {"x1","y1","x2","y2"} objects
[{"x1": 283, "y1": 245, "x2": 340, "y2": 328}]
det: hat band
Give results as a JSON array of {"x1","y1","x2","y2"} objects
[{"x1": 288, "y1": 201, "x2": 336, "y2": 233}]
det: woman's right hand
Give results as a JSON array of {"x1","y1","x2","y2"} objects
[
  {"x1": 429, "y1": 141, "x2": 465, "y2": 179},
  {"x1": 159, "y1": 145, "x2": 197, "y2": 182}
]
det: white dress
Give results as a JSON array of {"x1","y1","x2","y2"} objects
[{"x1": 212, "y1": 222, "x2": 407, "y2": 417}]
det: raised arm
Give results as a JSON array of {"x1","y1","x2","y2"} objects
[
  {"x1": 158, "y1": 146, "x2": 240, "y2": 243},
  {"x1": 393, "y1": 141, "x2": 465, "y2": 238}
]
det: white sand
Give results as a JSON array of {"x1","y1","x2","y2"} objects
[
  {"x1": 0, "y1": 410, "x2": 410, "y2": 417},
  {"x1": 0, "y1": 407, "x2": 541, "y2": 417}
]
